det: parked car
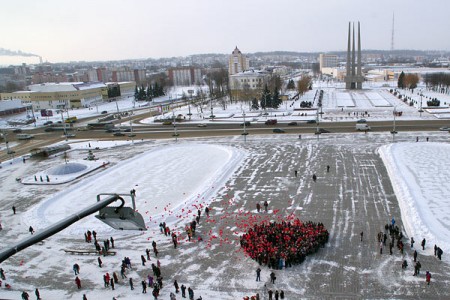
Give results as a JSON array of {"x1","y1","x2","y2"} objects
[
  {"x1": 356, "y1": 119, "x2": 367, "y2": 123},
  {"x1": 306, "y1": 120, "x2": 316, "y2": 124},
  {"x1": 265, "y1": 119, "x2": 277, "y2": 125},
  {"x1": 273, "y1": 128, "x2": 285, "y2": 133},
  {"x1": 113, "y1": 132, "x2": 125, "y2": 136},
  {"x1": 43, "y1": 121, "x2": 53, "y2": 125},
  {"x1": 288, "y1": 121, "x2": 298, "y2": 126},
  {"x1": 101, "y1": 111, "x2": 108, "y2": 114},
  {"x1": 197, "y1": 124, "x2": 207, "y2": 127}
]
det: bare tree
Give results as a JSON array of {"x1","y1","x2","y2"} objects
[{"x1": 297, "y1": 76, "x2": 312, "y2": 96}]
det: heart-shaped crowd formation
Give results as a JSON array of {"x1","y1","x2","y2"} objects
[{"x1": 240, "y1": 219, "x2": 329, "y2": 268}]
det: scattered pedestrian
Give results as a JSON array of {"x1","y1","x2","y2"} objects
[
  {"x1": 141, "y1": 255, "x2": 146, "y2": 266},
  {"x1": 110, "y1": 278, "x2": 115, "y2": 290},
  {"x1": 294, "y1": 170, "x2": 298, "y2": 177},
  {"x1": 21, "y1": 291, "x2": 30, "y2": 300},
  {"x1": 256, "y1": 203, "x2": 261, "y2": 213},
  {"x1": 437, "y1": 247, "x2": 443, "y2": 260},
  {"x1": 256, "y1": 267, "x2": 261, "y2": 281},
  {"x1": 29, "y1": 226, "x2": 35, "y2": 234},
  {"x1": 421, "y1": 238, "x2": 426, "y2": 250},
  {"x1": 110, "y1": 237, "x2": 114, "y2": 248},
  {"x1": 73, "y1": 263, "x2": 80, "y2": 275},
  {"x1": 360, "y1": 231, "x2": 363, "y2": 242},
  {"x1": 75, "y1": 276, "x2": 81, "y2": 289},
  {"x1": 426, "y1": 271, "x2": 431, "y2": 285},
  {"x1": 35, "y1": 288, "x2": 41, "y2": 300},
  {"x1": 181, "y1": 284, "x2": 186, "y2": 298},
  {"x1": 129, "y1": 278, "x2": 134, "y2": 290},
  {"x1": 264, "y1": 201, "x2": 268, "y2": 212},
  {"x1": 411, "y1": 237, "x2": 415, "y2": 248},
  {"x1": 402, "y1": 260, "x2": 408, "y2": 269},
  {"x1": 312, "y1": 174, "x2": 317, "y2": 182},
  {"x1": 413, "y1": 250, "x2": 417, "y2": 262},
  {"x1": 326, "y1": 165, "x2": 330, "y2": 172},
  {"x1": 174, "y1": 279, "x2": 179, "y2": 293},
  {"x1": 0, "y1": 268, "x2": 5, "y2": 280},
  {"x1": 270, "y1": 271, "x2": 276, "y2": 284},
  {"x1": 142, "y1": 280, "x2": 147, "y2": 293},
  {"x1": 97, "y1": 257, "x2": 102, "y2": 268},
  {"x1": 82, "y1": 294, "x2": 87, "y2": 300},
  {"x1": 205, "y1": 206, "x2": 210, "y2": 217},
  {"x1": 12, "y1": 206, "x2": 16, "y2": 214}
]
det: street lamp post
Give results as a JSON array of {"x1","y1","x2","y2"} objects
[
  {"x1": 418, "y1": 90, "x2": 424, "y2": 117},
  {"x1": 391, "y1": 105, "x2": 398, "y2": 140},
  {"x1": 242, "y1": 110, "x2": 248, "y2": 142}
]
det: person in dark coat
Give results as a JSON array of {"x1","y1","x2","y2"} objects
[
  {"x1": 421, "y1": 238, "x2": 426, "y2": 250},
  {"x1": 97, "y1": 257, "x2": 102, "y2": 268},
  {"x1": 174, "y1": 279, "x2": 179, "y2": 293},
  {"x1": 256, "y1": 267, "x2": 261, "y2": 281},
  {"x1": 129, "y1": 278, "x2": 134, "y2": 290},
  {"x1": 110, "y1": 278, "x2": 115, "y2": 290},
  {"x1": 413, "y1": 250, "x2": 417, "y2": 262},
  {"x1": 35, "y1": 288, "x2": 41, "y2": 300},
  {"x1": 268, "y1": 290, "x2": 273, "y2": 300},
  {"x1": 181, "y1": 284, "x2": 186, "y2": 298},
  {"x1": 21, "y1": 291, "x2": 29, "y2": 300},
  {"x1": 312, "y1": 174, "x2": 317, "y2": 182},
  {"x1": 270, "y1": 271, "x2": 276, "y2": 284},
  {"x1": 12, "y1": 206, "x2": 16, "y2": 214},
  {"x1": 141, "y1": 280, "x2": 147, "y2": 293}
]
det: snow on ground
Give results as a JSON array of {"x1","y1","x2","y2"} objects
[
  {"x1": 379, "y1": 142, "x2": 450, "y2": 255},
  {"x1": 22, "y1": 143, "x2": 244, "y2": 235},
  {"x1": 0, "y1": 133, "x2": 449, "y2": 299}
]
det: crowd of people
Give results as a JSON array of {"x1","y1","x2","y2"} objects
[{"x1": 240, "y1": 219, "x2": 329, "y2": 268}]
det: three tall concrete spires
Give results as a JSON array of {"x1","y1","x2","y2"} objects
[{"x1": 345, "y1": 22, "x2": 364, "y2": 90}]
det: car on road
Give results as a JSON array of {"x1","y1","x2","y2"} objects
[
  {"x1": 273, "y1": 128, "x2": 285, "y2": 133},
  {"x1": 439, "y1": 126, "x2": 450, "y2": 131},
  {"x1": 101, "y1": 111, "x2": 108, "y2": 114},
  {"x1": 316, "y1": 128, "x2": 330, "y2": 134},
  {"x1": 113, "y1": 132, "x2": 125, "y2": 136},
  {"x1": 64, "y1": 133, "x2": 76, "y2": 138},
  {"x1": 265, "y1": 119, "x2": 277, "y2": 125},
  {"x1": 356, "y1": 119, "x2": 367, "y2": 123},
  {"x1": 162, "y1": 121, "x2": 173, "y2": 125},
  {"x1": 44, "y1": 121, "x2": 53, "y2": 125},
  {"x1": 240, "y1": 121, "x2": 251, "y2": 126},
  {"x1": 306, "y1": 120, "x2": 316, "y2": 124},
  {"x1": 12, "y1": 128, "x2": 23, "y2": 133},
  {"x1": 77, "y1": 127, "x2": 89, "y2": 131},
  {"x1": 288, "y1": 121, "x2": 298, "y2": 126},
  {"x1": 197, "y1": 124, "x2": 207, "y2": 127},
  {"x1": 127, "y1": 133, "x2": 136, "y2": 137},
  {"x1": 44, "y1": 127, "x2": 55, "y2": 132}
]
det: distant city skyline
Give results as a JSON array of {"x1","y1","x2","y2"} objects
[{"x1": 1, "y1": 0, "x2": 449, "y2": 65}]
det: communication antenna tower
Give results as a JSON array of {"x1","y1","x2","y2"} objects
[{"x1": 391, "y1": 13, "x2": 395, "y2": 51}]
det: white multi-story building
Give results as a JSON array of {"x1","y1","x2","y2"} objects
[
  {"x1": 228, "y1": 47, "x2": 250, "y2": 75},
  {"x1": 229, "y1": 70, "x2": 269, "y2": 101}
]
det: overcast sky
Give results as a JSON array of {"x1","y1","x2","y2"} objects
[{"x1": 1, "y1": 0, "x2": 449, "y2": 64}]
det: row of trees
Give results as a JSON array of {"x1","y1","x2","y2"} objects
[
  {"x1": 134, "y1": 83, "x2": 165, "y2": 101},
  {"x1": 423, "y1": 72, "x2": 450, "y2": 94}
]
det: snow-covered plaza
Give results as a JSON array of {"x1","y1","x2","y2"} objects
[{"x1": 1, "y1": 128, "x2": 450, "y2": 299}]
